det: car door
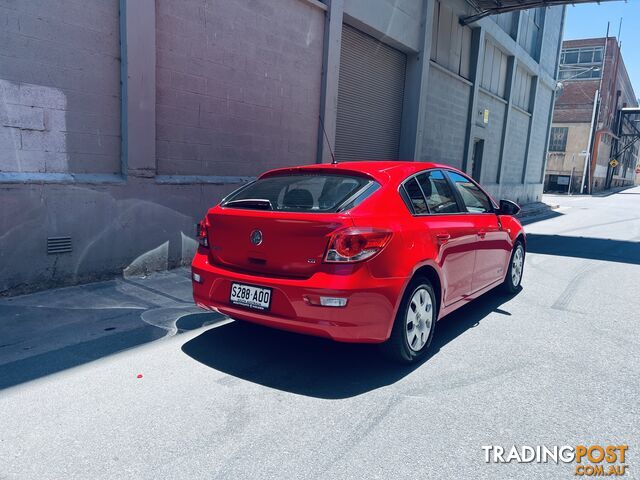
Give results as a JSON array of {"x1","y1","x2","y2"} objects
[
  {"x1": 402, "y1": 170, "x2": 477, "y2": 307},
  {"x1": 444, "y1": 170, "x2": 512, "y2": 292}
]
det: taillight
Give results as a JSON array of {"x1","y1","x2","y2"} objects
[
  {"x1": 196, "y1": 219, "x2": 209, "y2": 248},
  {"x1": 324, "y1": 227, "x2": 392, "y2": 263}
]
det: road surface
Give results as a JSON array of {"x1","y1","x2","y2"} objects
[{"x1": 1, "y1": 187, "x2": 639, "y2": 479}]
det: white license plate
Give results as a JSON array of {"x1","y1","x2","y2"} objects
[{"x1": 230, "y1": 283, "x2": 272, "y2": 311}]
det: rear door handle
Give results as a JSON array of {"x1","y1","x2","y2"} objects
[{"x1": 436, "y1": 233, "x2": 451, "y2": 244}]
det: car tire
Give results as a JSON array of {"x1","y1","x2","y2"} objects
[
  {"x1": 502, "y1": 240, "x2": 525, "y2": 293},
  {"x1": 382, "y1": 276, "x2": 437, "y2": 364}
]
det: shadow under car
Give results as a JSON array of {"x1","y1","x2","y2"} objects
[{"x1": 181, "y1": 288, "x2": 520, "y2": 399}]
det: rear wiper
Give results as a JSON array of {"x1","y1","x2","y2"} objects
[{"x1": 224, "y1": 198, "x2": 273, "y2": 210}]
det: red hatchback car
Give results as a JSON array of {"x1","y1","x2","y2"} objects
[{"x1": 192, "y1": 161, "x2": 525, "y2": 362}]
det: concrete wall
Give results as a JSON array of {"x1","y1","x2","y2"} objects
[
  {"x1": 343, "y1": 0, "x2": 423, "y2": 52},
  {"x1": 0, "y1": 1, "x2": 121, "y2": 175},
  {"x1": 545, "y1": 122, "x2": 590, "y2": 176},
  {"x1": 155, "y1": 0, "x2": 324, "y2": 176},
  {"x1": 526, "y1": 83, "x2": 553, "y2": 181},
  {"x1": 502, "y1": 107, "x2": 530, "y2": 184},
  {"x1": 420, "y1": 65, "x2": 471, "y2": 169},
  {"x1": 539, "y1": 6, "x2": 564, "y2": 79},
  {"x1": 475, "y1": 91, "x2": 507, "y2": 184},
  {"x1": 0, "y1": 180, "x2": 235, "y2": 294}
]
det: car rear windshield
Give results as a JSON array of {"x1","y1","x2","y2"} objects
[{"x1": 222, "y1": 174, "x2": 373, "y2": 212}]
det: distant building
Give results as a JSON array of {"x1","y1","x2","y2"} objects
[{"x1": 546, "y1": 37, "x2": 639, "y2": 193}]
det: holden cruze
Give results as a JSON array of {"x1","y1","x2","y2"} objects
[{"x1": 191, "y1": 161, "x2": 525, "y2": 362}]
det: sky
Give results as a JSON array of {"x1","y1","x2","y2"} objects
[{"x1": 563, "y1": 0, "x2": 640, "y2": 98}]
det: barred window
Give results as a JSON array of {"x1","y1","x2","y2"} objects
[{"x1": 549, "y1": 127, "x2": 568, "y2": 152}]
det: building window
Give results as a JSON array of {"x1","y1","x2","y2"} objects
[
  {"x1": 513, "y1": 66, "x2": 533, "y2": 111},
  {"x1": 559, "y1": 46, "x2": 603, "y2": 80},
  {"x1": 549, "y1": 127, "x2": 568, "y2": 152},
  {"x1": 561, "y1": 47, "x2": 603, "y2": 65},
  {"x1": 558, "y1": 66, "x2": 601, "y2": 80},
  {"x1": 480, "y1": 41, "x2": 508, "y2": 98},
  {"x1": 430, "y1": 0, "x2": 472, "y2": 79}
]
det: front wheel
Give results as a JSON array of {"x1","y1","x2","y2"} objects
[
  {"x1": 382, "y1": 277, "x2": 437, "y2": 363},
  {"x1": 503, "y1": 241, "x2": 525, "y2": 293}
]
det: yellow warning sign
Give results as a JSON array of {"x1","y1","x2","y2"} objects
[{"x1": 609, "y1": 159, "x2": 619, "y2": 168}]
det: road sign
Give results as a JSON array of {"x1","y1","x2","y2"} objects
[{"x1": 609, "y1": 159, "x2": 619, "y2": 168}]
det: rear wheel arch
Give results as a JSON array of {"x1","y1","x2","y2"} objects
[
  {"x1": 515, "y1": 233, "x2": 526, "y2": 249},
  {"x1": 411, "y1": 265, "x2": 442, "y2": 317},
  {"x1": 383, "y1": 267, "x2": 440, "y2": 363},
  {"x1": 387, "y1": 263, "x2": 443, "y2": 340}
]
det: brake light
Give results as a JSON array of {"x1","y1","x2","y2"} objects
[
  {"x1": 196, "y1": 219, "x2": 209, "y2": 248},
  {"x1": 325, "y1": 227, "x2": 392, "y2": 263}
]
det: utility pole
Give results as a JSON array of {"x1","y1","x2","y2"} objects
[
  {"x1": 582, "y1": 90, "x2": 598, "y2": 194},
  {"x1": 568, "y1": 153, "x2": 575, "y2": 195}
]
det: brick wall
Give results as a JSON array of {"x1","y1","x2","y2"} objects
[
  {"x1": 155, "y1": 0, "x2": 324, "y2": 177},
  {"x1": 420, "y1": 65, "x2": 471, "y2": 169},
  {"x1": 0, "y1": 0, "x2": 121, "y2": 174}
]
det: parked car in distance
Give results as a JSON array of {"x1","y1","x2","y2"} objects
[{"x1": 192, "y1": 161, "x2": 525, "y2": 363}]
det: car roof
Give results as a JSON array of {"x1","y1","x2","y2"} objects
[{"x1": 261, "y1": 161, "x2": 461, "y2": 184}]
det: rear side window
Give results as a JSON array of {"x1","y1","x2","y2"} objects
[
  {"x1": 446, "y1": 171, "x2": 493, "y2": 213},
  {"x1": 417, "y1": 170, "x2": 460, "y2": 214},
  {"x1": 403, "y1": 178, "x2": 429, "y2": 214},
  {"x1": 222, "y1": 174, "x2": 371, "y2": 212}
]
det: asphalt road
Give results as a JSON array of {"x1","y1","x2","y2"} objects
[{"x1": 1, "y1": 187, "x2": 639, "y2": 480}]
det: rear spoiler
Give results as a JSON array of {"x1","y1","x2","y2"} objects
[{"x1": 259, "y1": 165, "x2": 386, "y2": 184}]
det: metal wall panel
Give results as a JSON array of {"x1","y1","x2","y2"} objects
[{"x1": 335, "y1": 24, "x2": 407, "y2": 161}]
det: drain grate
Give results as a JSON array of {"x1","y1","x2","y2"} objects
[{"x1": 47, "y1": 236, "x2": 72, "y2": 254}]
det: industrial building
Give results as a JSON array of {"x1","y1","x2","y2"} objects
[
  {"x1": 0, "y1": 0, "x2": 564, "y2": 294},
  {"x1": 546, "y1": 36, "x2": 639, "y2": 193}
]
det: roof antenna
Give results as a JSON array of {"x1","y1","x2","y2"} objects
[{"x1": 319, "y1": 114, "x2": 337, "y2": 164}]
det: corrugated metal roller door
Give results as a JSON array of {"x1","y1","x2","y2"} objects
[{"x1": 335, "y1": 24, "x2": 407, "y2": 161}]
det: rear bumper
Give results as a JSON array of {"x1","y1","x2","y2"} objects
[{"x1": 191, "y1": 250, "x2": 406, "y2": 343}]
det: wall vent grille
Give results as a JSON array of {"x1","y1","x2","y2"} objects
[{"x1": 47, "y1": 236, "x2": 72, "y2": 254}]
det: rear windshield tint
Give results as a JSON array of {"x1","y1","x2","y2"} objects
[{"x1": 222, "y1": 174, "x2": 372, "y2": 212}]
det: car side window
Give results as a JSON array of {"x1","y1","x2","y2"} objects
[
  {"x1": 403, "y1": 178, "x2": 429, "y2": 214},
  {"x1": 446, "y1": 171, "x2": 493, "y2": 213},
  {"x1": 417, "y1": 170, "x2": 460, "y2": 214}
]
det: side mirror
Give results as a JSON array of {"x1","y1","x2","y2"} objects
[{"x1": 498, "y1": 199, "x2": 521, "y2": 216}]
